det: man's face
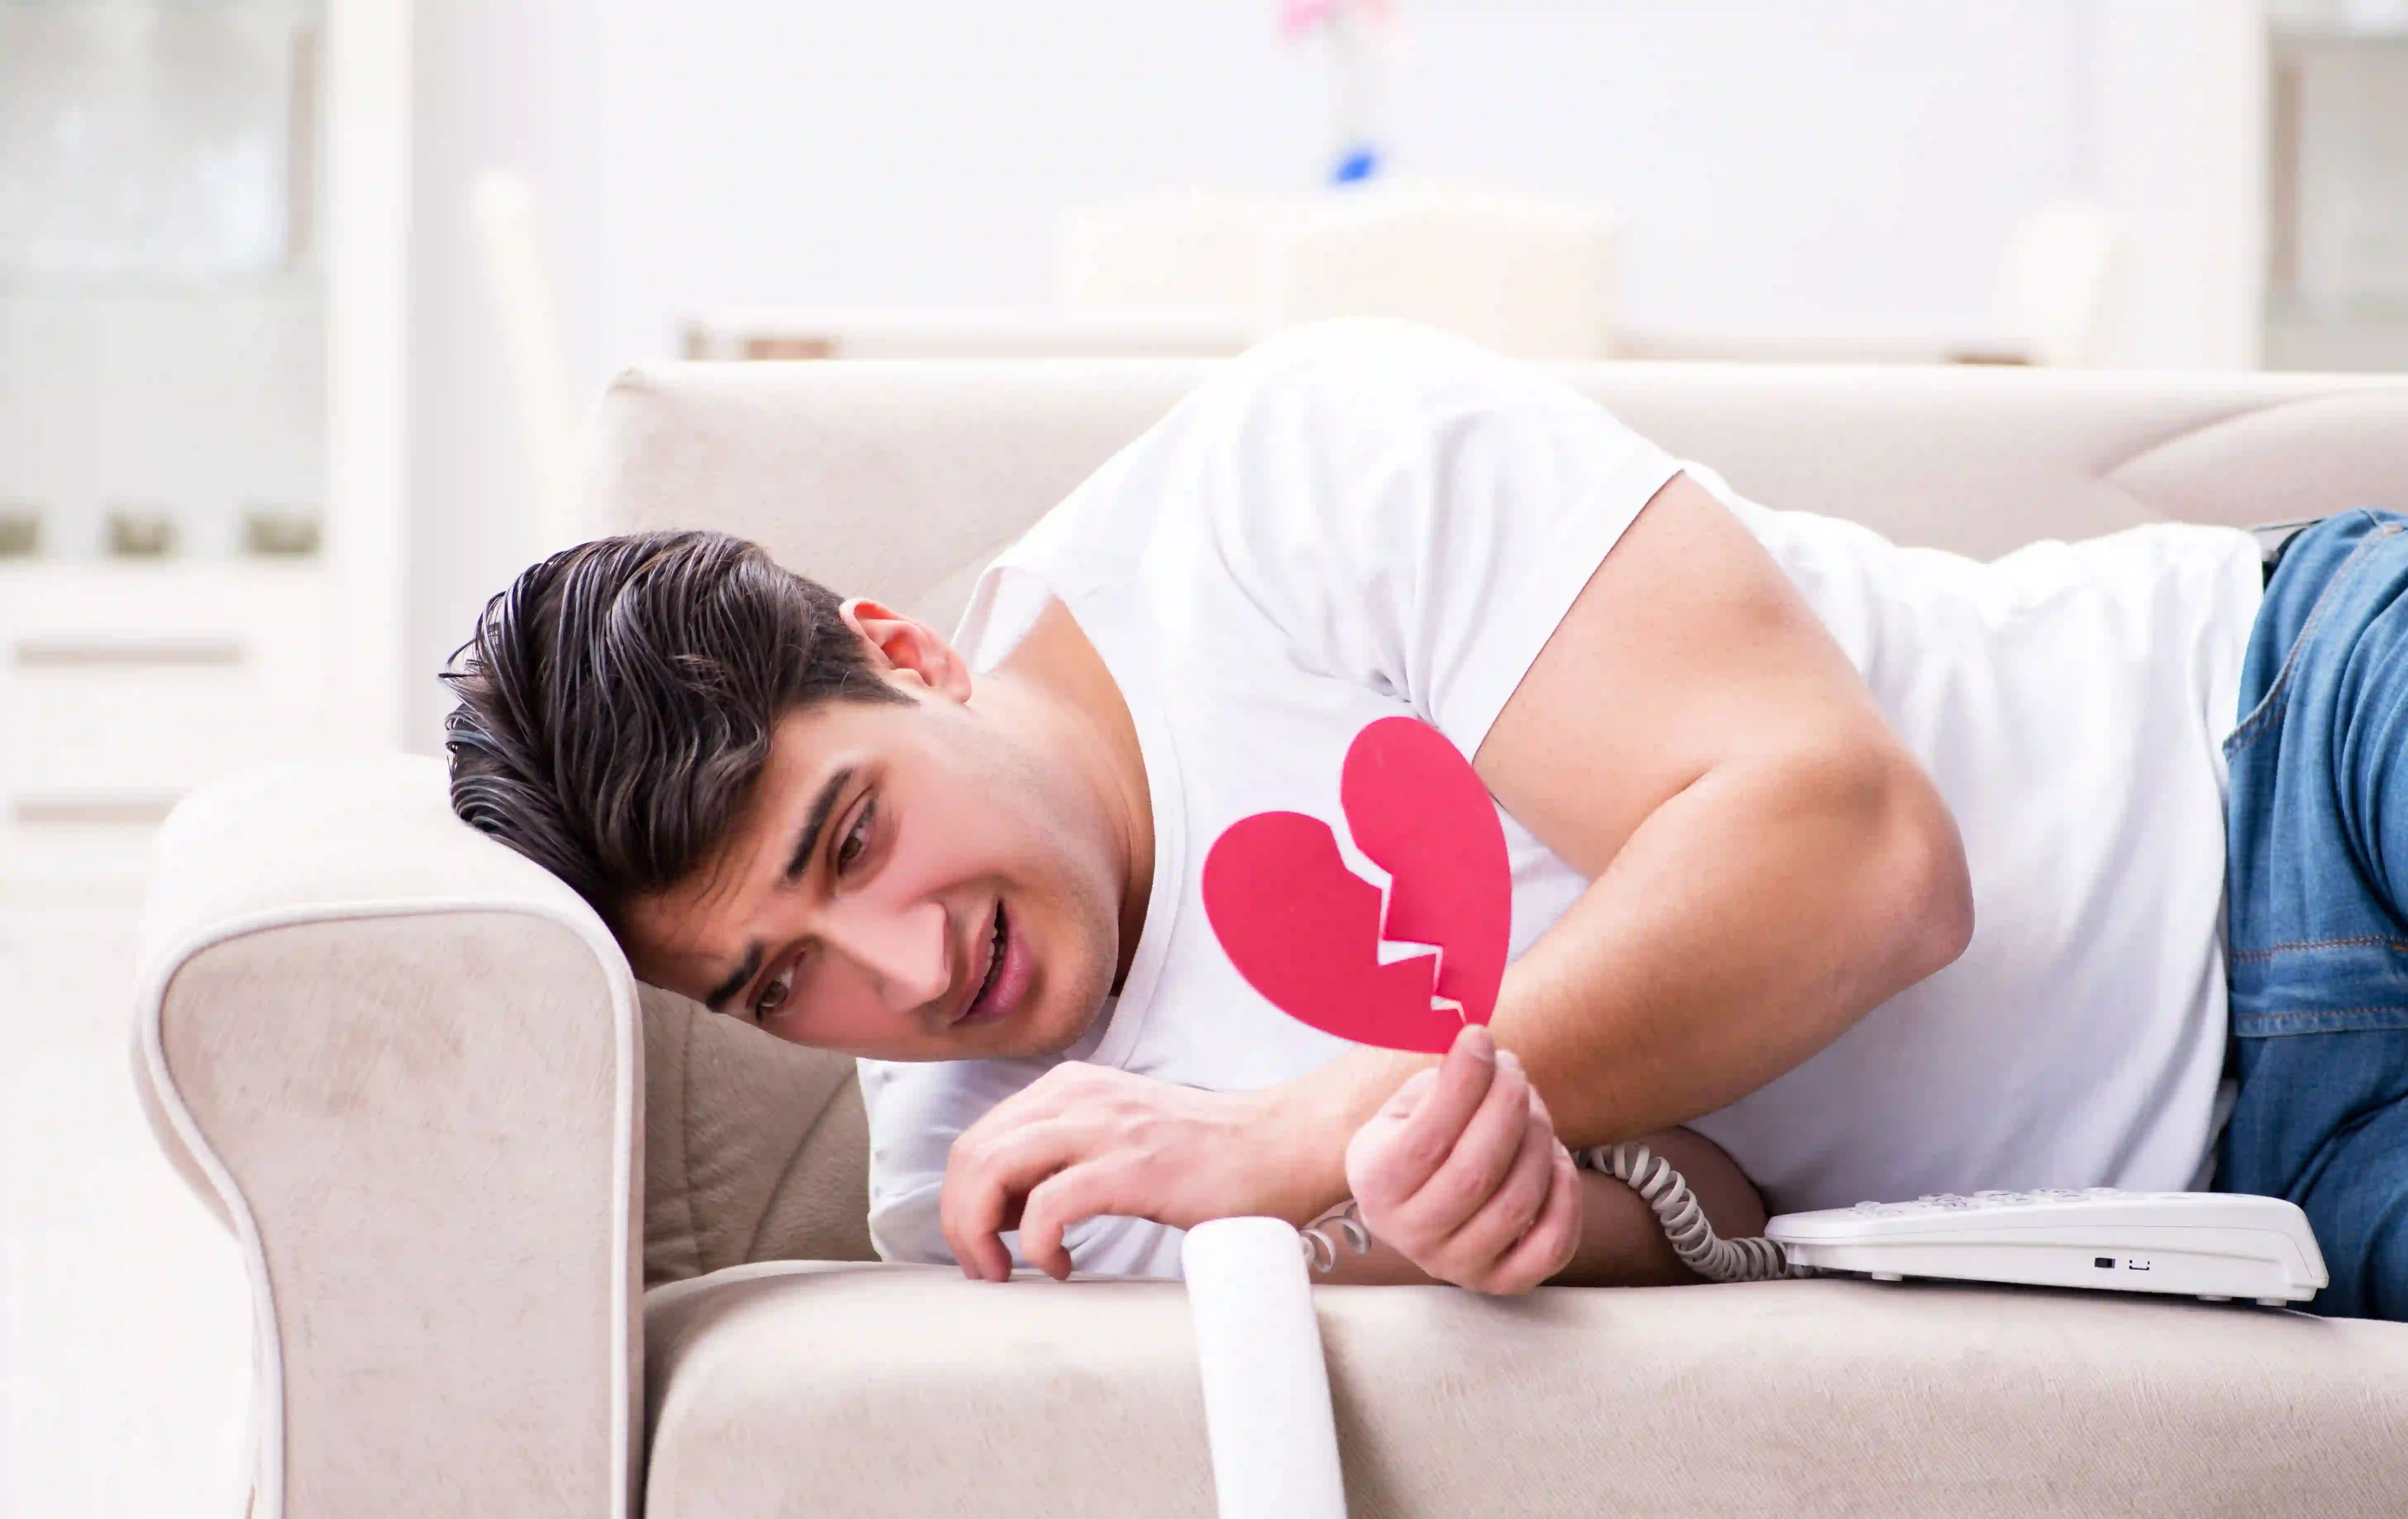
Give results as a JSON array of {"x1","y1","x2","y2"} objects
[{"x1": 623, "y1": 680, "x2": 1125, "y2": 1062}]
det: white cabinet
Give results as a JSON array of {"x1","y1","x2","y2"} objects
[
  {"x1": 0, "y1": 0, "x2": 408, "y2": 901},
  {"x1": 0, "y1": 565, "x2": 339, "y2": 889}
]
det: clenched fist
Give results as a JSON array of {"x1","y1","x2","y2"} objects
[{"x1": 1343, "y1": 1022, "x2": 1583, "y2": 1294}]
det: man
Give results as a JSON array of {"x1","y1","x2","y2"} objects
[{"x1": 444, "y1": 319, "x2": 2401, "y2": 1316}]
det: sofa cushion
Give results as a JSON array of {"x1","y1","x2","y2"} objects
[
  {"x1": 641, "y1": 985, "x2": 874, "y2": 1283},
  {"x1": 642, "y1": 1264, "x2": 2408, "y2": 1519}
]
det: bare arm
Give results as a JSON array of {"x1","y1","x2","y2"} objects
[
  {"x1": 1260, "y1": 474, "x2": 1972, "y2": 1240},
  {"x1": 1471, "y1": 475, "x2": 1971, "y2": 1142}
]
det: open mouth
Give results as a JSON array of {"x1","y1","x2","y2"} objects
[{"x1": 957, "y1": 901, "x2": 1013, "y2": 1025}]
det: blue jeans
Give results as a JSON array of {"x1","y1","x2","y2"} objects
[{"x1": 2219, "y1": 508, "x2": 2408, "y2": 1319}]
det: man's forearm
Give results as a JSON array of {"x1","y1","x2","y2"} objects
[
  {"x1": 1496, "y1": 745, "x2": 1970, "y2": 1150},
  {"x1": 1261, "y1": 745, "x2": 1966, "y2": 1224}
]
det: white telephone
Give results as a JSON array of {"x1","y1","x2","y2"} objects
[
  {"x1": 1183, "y1": 1147, "x2": 2330, "y2": 1519},
  {"x1": 1585, "y1": 1140, "x2": 2327, "y2": 1307},
  {"x1": 1289, "y1": 1138, "x2": 2331, "y2": 1302}
]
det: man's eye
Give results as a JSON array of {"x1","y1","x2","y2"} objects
[
  {"x1": 837, "y1": 798, "x2": 876, "y2": 870},
  {"x1": 757, "y1": 962, "x2": 796, "y2": 1019}
]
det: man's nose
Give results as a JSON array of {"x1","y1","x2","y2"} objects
[{"x1": 821, "y1": 896, "x2": 951, "y2": 1011}]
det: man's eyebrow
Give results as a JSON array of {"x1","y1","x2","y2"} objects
[
  {"x1": 785, "y1": 765, "x2": 857, "y2": 883},
  {"x1": 702, "y1": 765, "x2": 857, "y2": 1015},
  {"x1": 704, "y1": 947, "x2": 760, "y2": 1014}
]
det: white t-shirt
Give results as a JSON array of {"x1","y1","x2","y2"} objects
[{"x1": 857, "y1": 318, "x2": 2264, "y2": 1279}]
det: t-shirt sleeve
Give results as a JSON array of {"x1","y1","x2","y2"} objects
[
  {"x1": 858, "y1": 1057, "x2": 1191, "y2": 1280},
  {"x1": 1153, "y1": 317, "x2": 1685, "y2": 758}
]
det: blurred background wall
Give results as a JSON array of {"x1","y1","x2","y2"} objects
[{"x1": 408, "y1": 0, "x2": 2146, "y2": 751}]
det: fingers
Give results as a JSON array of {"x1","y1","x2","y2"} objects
[
  {"x1": 1016, "y1": 1163, "x2": 1136, "y2": 1282},
  {"x1": 940, "y1": 1064, "x2": 1123, "y2": 1283},
  {"x1": 1433, "y1": 1102, "x2": 1560, "y2": 1283},
  {"x1": 1385, "y1": 1044, "x2": 1530, "y2": 1243},
  {"x1": 1358, "y1": 1023, "x2": 1497, "y2": 1201},
  {"x1": 1379, "y1": 1064, "x2": 1442, "y2": 1120},
  {"x1": 1482, "y1": 1141, "x2": 1584, "y2": 1295},
  {"x1": 940, "y1": 1118, "x2": 1086, "y2": 1283}
]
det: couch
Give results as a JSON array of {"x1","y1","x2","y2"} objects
[{"x1": 134, "y1": 351, "x2": 2408, "y2": 1518}]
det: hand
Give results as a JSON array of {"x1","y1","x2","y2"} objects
[
  {"x1": 939, "y1": 1061, "x2": 1302, "y2": 1283},
  {"x1": 1342, "y1": 1023, "x2": 1582, "y2": 1295}
]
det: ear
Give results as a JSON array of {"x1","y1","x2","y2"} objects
[{"x1": 841, "y1": 598, "x2": 972, "y2": 702}]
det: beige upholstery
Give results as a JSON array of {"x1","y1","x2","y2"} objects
[
  {"x1": 643, "y1": 1268, "x2": 2408, "y2": 1519},
  {"x1": 133, "y1": 758, "x2": 644, "y2": 1519},
  {"x1": 587, "y1": 354, "x2": 2408, "y2": 632},
  {"x1": 132, "y1": 758, "x2": 872, "y2": 1519},
  {"x1": 641, "y1": 985, "x2": 873, "y2": 1281},
  {"x1": 142, "y1": 343, "x2": 2408, "y2": 1518}
]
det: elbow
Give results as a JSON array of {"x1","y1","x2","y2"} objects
[{"x1": 1881, "y1": 752, "x2": 1974, "y2": 985}]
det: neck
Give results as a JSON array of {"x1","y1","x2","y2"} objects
[{"x1": 986, "y1": 601, "x2": 1155, "y2": 988}]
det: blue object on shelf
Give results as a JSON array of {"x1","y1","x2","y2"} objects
[{"x1": 1331, "y1": 145, "x2": 1381, "y2": 185}]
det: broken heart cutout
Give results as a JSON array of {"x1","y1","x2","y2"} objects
[{"x1": 1202, "y1": 717, "x2": 1511, "y2": 1054}]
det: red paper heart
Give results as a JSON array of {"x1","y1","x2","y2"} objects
[{"x1": 1203, "y1": 718, "x2": 1512, "y2": 1054}]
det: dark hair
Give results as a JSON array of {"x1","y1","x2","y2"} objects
[{"x1": 441, "y1": 530, "x2": 903, "y2": 928}]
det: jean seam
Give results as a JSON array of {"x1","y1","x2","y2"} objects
[
  {"x1": 2231, "y1": 934, "x2": 2408, "y2": 960},
  {"x1": 2224, "y1": 514, "x2": 2401, "y2": 759},
  {"x1": 2235, "y1": 1008, "x2": 2408, "y2": 1031}
]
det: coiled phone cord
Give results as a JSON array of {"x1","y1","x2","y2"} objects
[
  {"x1": 1575, "y1": 1140, "x2": 1814, "y2": 1282},
  {"x1": 1298, "y1": 1198, "x2": 1374, "y2": 1273},
  {"x1": 1298, "y1": 1139, "x2": 1811, "y2": 1283}
]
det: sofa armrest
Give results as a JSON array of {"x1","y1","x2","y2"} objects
[{"x1": 132, "y1": 757, "x2": 641, "y2": 1519}]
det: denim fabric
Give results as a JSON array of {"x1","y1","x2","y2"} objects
[{"x1": 2218, "y1": 508, "x2": 2408, "y2": 1319}]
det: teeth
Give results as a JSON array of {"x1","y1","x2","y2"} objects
[{"x1": 974, "y1": 910, "x2": 1006, "y2": 1005}]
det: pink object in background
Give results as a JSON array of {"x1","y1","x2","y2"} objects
[{"x1": 1277, "y1": 0, "x2": 1395, "y2": 41}]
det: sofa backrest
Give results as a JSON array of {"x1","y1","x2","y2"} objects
[
  {"x1": 586, "y1": 347, "x2": 2408, "y2": 1279},
  {"x1": 588, "y1": 355, "x2": 2408, "y2": 632}
]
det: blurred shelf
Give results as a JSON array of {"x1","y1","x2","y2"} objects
[
  {"x1": 2264, "y1": 282, "x2": 2408, "y2": 372},
  {"x1": 2272, "y1": 20, "x2": 2408, "y2": 43},
  {"x1": 2268, "y1": 0, "x2": 2408, "y2": 40},
  {"x1": 1613, "y1": 325, "x2": 2031, "y2": 367},
  {"x1": 0, "y1": 272, "x2": 320, "y2": 298},
  {"x1": 682, "y1": 306, "x2": 1259, "y2": 362},
  {"x1": 683, "y1": 306, "x2": 2038, "y2": 368},
  {"x1": 2263, "y1": 313, "x2": 2408, "y2": 373},
  {"x1": 2267, "y1": 293, "x2": 2408, "y2": 323},
  {"x1": 0, "y1": 559, "x2": 328, "y2": 588}
]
